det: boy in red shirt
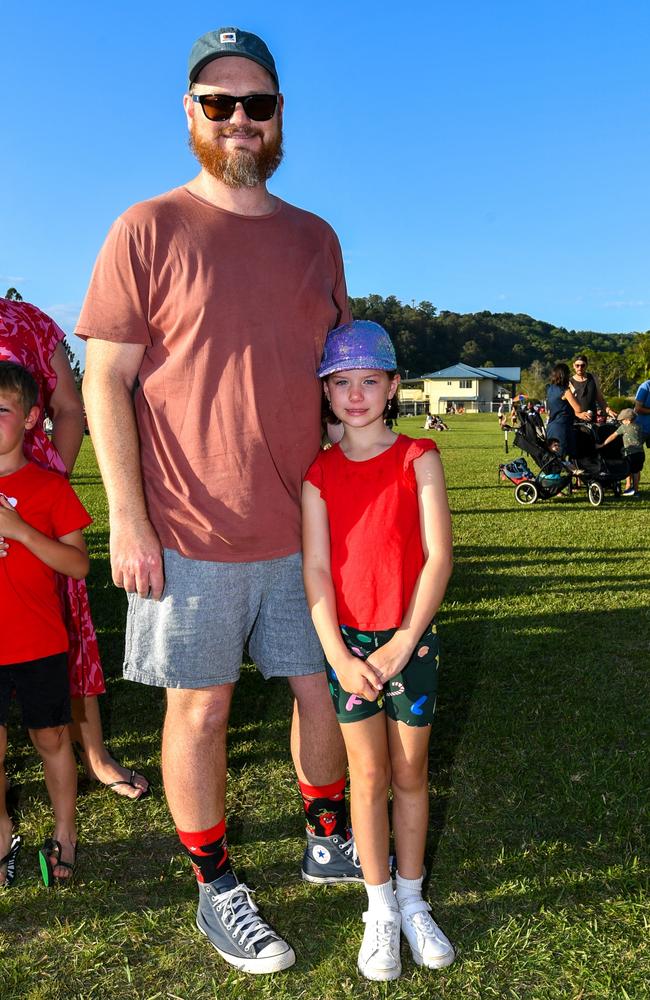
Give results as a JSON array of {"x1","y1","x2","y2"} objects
[{"x1": 0, "y1": 361, "x2": 91, "y2": 887}]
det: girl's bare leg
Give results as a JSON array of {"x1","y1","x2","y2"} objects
[
  {"x1": 340, "y1": 713, "x2": 391, "y2": 884},
  {"x1": 70, "y1": 695, "x2": 148, "y2": 799},
  {"x1": 387, "y1": 719, "x2": 432, "y2": 879}
]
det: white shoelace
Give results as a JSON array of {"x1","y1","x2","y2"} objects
[
  {"x1": 364, "y1": 912, "x2": 400, "y2": 958},
  {"x1": 339, "y1": 833, "x2": 361, "y2": 868},
  {"x1": 210, "y1": 883, "x2": 278, "y2": 951},
  {"x1": 410, "y1": 908, "x2": 439, "y2": 938}
]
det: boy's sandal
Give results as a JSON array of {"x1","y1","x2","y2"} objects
[
  {"x1": 39, "y1": 837, "x2": 78, "y2": 887},
  {"x1": 0, "y1": 834, "x2": 21, "y2": 889}
]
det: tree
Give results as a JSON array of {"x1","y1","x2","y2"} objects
[
  {"x1": 62, "y1": 339, "x2": 83, "y2": 388},
  {"x1": 625, "y1": 332, "x2": 650, "y2": 383},
  {"x1": 4, "y1": 287, "x2": 23, "y2": 300},
  {"x1": 460, "y1": 340, "x2": 482, "y2": 364},
  {"x1": 586, "y1": 350, "x2": 628, "y2": 396},
  {"x1": 520, "y1": 359, "x2": 549, "y2": 400}
]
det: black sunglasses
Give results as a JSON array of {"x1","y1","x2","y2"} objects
[{"x1": 191, "y1": 93, "x2": 278, "y2": 122}]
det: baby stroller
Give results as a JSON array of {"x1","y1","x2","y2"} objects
[
  {"x1": 499, "y1": 409, "x2": 578, "y2": 505},
  {"x1": 572, "y1": 420, "x2": 630, "y2": 504}
]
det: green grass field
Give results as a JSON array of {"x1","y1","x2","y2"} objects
[{"x1": 2, "y1": 414, "x2": 648, "y2": 1000}]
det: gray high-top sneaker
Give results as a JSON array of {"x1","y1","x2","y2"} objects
[
  {"x1": 301, "y1": 830, "x2": 363, "y2": 884},
  {"x1": 196, "y1": 871, "x2": 295, "y2": 974}
]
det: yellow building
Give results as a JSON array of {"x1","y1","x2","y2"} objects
[{"x1": 400, "y1": 363, "x2": 521, "y2": 415}]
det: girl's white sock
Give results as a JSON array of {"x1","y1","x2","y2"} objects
[
  {"x1": 365, "y1": 879, "x2": 397, "y2": 912},
  {"x1": 395, "y1": 870, "x2": 424, "y2": 908}
]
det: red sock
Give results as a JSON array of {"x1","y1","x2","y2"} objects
[
  {"x1": 298, "y1": 776, "x2": 348, "y2": 838},
  {"x1": 177, "y1": 819, "x2": 231, "y2": 884}
]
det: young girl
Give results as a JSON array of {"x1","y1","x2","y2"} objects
[{"x1": 302, "y1": 321, "x2": 454, "y2": 981}]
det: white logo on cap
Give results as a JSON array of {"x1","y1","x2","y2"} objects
[{"x1": 220, "y1": 32, "x2": 237, "y2": 44}]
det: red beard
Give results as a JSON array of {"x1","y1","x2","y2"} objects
[{"x1": 189, "y1": 120, "x2": 283, "y2": 189}]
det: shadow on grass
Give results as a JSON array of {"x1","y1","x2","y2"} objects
[
  {"x1": 7, "y1": 536, "x2": 644, "y2": 950},
  {"x1": 423, "y1": 549, "x2": 649, "y2": 887}
]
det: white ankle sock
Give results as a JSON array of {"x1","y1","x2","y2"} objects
[
  {"x1": 395, "y1": 871, "x2": 423, "y2": 908},
  {"x1": 365, "y1": 879, "x2": 397, "y2": 912}
]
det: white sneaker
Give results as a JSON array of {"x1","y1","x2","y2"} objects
[
  {"x1": 357, "y1": 908, "x2": 402, "y2": 981},
  {"x1": 400, "y1": 899, "x2": 455, "y2": 969}
]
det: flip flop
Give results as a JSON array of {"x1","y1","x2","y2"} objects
[
  {"x1": 72, "y1": 743, "x2": 149, "y2": 801},
  {"x1": 0, "y1": 834, "x2": 21, "y2": 888},
  {"x1": 39, "y1": 837, "x2": 78, "y2": 887},
  {"x1": 106, "y1": 768, "x2": 150, "y2": 801}
]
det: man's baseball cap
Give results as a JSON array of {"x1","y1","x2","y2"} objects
[
  {"x1": 317, "y1": 321, "x2": 397, "y2": 378},
  {"x1": 617, "y1": 407, "x2": 636, "y2": 421},
  {"x1": 188, "y1": 27, "x2": 279, "y2": 88}
]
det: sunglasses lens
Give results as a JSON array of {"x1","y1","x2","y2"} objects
[
  {"x1": 200, "y1": 95, "x2": 237, "y2": 121},
  {"x1": 242, "y1": 95, "x2": 278, "y2": 121}
]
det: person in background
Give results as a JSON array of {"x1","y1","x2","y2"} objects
[
  {"x1": 633, "y1": 376, "x2": 650, "y2": 448},
  {"x1": 596, "y1": 408, "x2": 645, "y2": 496},
  {"x1": 569, "y1": 355, "x2": 616, "y2": 420},
  {"x1": 0, "y1": 297, "x2": 149, "y2": 801},
  {"x1": 545, "y1": 363, "x2": 591, "y2": 459}
]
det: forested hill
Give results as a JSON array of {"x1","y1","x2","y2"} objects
[{"x1": 349, "y1": 294, "x2": 634, "y2": 374}]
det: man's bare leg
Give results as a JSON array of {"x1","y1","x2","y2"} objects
[
  {"x1": 162, "y1": 684, "x2": 234, "y2": 829},
  {"x1": 289, "y1": 672, "x2": 362, "y2": 885},
  {"x1": 288, "y1": 672, "x2": 346, "y2": 785},
  {"x1": 163, "y1": 681, "x2": 295, "y2": 972}
]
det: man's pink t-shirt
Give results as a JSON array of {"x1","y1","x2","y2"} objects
[{"x1": 77, "y1": 188, "x2": 350, "y2": 562}]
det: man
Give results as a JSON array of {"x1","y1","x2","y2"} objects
[
  {"x1": 79, "y1": 27, "x2": 357, "y2": 974},
  {"x1": 633, "y1": 376, "x2": 650, "y2": 447},
  {"x1": 569, "y1": 355, "x2": 615, "y2": 419}
]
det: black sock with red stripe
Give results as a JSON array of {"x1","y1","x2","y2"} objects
[
  {"x1": 298, "y1": 776, "x2": 348, "y2": 838},
  {"x1": 177, "y1": 819, "x2": 232, "y2": 884}
]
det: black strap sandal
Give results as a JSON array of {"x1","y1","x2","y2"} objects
[
  {"x1": 106, "y1": 768, "x2": 150, "y2": 800},
  {"x1": 39, "y1": 837, "x2": 78, "y2": 887},
  {"x1": 0, "y1": 834, "x2": 21, "y2": 888}
]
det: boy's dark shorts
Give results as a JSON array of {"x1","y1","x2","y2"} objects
[
  {"x1": 626, "y1": 450, "x2": 645, "y2": 474},
  {"x1": 327, "y1": 623, "x2": 439, "y2": 727},
  {"x1": 0, "y1": 652, "x2": 71, "y2": 729}
]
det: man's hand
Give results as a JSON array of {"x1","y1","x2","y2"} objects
[
  {"x1": 333, "y1": 652, "x2": 383, "y2": 702},
  {"x1": 367, "y1": 634, "x2": 413, "y2": 684},
  {"x1": 110, "y1": 517, "x2": 165, "y2": 600}
]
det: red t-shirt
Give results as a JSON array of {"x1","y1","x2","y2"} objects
[
  {"x1": 0, "y1": 462, "x2": 92, "y2": 665},
  {"x1": 304, "y1": 435, "x2": 439, "y2": 630}
]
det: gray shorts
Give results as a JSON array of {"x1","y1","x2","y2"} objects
[{"x1": 123, "y1": 549, "x2": 324, "y2": 689}]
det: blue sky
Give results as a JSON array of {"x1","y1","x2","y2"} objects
[{"x1": 2, "y1": 1, "x2": 649, "y2": 363}]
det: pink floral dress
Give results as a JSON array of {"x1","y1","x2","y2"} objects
[{"x1": 0, "y1": 298, "x2": 105, "y2": 696}]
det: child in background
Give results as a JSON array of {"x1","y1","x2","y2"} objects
[
  {"x1": 0, "y1": 362, "x2": 91, "y2": 887},
  {"x1": 302, "y1": 321, "x2": 454, "y2": 980},
  {"x1": 596, "y1": 407, "x2": 645, "y2": 496}
]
